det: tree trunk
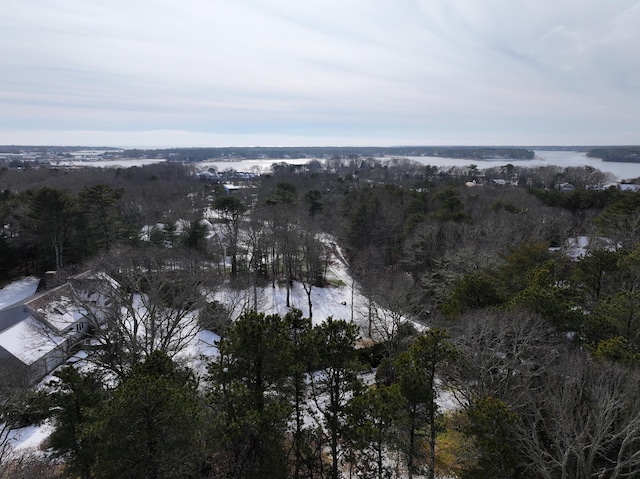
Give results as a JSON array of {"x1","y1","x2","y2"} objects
[{"x1": 302, "y1": 281, "x2": 313, "y2": 320}]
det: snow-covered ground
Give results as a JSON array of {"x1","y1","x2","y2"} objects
[
  {"x1": 3, "y1": 251, "x2": 442, "y2": 459},
  {"x1": 8, "y1": 423, "x2": 54, "y2": 453},
  {"x1": 2, "y1": 261, "x2": 369, "y2": 452}
]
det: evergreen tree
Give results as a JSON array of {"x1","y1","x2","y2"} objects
[
  {"x1": 310, "y1": 318, "x2": 363, "y2": 479},
  {"x1": 181, "y1": 216, "x2": 208, "y2": 252},
  {"x1": 460, "y1": 395, "x2": 520, "y2": 479},
  {"x1": 207, "y1": 310, "x2": 294, "y2": 479},
  {"x1": 90, "y1": 351, "x2": 205, "y2": 479},
  {"x1": 77, "y1": 184, "x2": 124, "y2": 253},
  {"x1": 283, "y1": 309, "x2": 315, "y2": 479},
  {"x1": 345, "y1": 383, "x2": 405, "y2": 479},
  {"x1": 394, "y1": 329, "x2": 458, "y2": 479},
  {"x1": 45, "y1": 367, "x2": 106, "y2": 479},
  {"x1": 25, "y1": 187, "x2": 78, "y2": 270}
]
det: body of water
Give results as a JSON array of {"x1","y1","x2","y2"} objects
[
  {"x1": 48, "y1": 150, "x2": 640, "y2": 182},
  {"x1": 200, "y1": 150, "x2": 640, "y2": 182},
  {"x1": 406, "y1": 150, "x2": 640, "y2": 182}
]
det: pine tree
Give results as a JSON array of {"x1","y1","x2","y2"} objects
[{"x1": 90, "y1": 351, "x2": 205, "y2": 479}]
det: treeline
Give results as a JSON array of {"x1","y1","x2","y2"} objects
[
  {"x1": 122, "y1": 146, "x2": 535, "y2": 161},
  {"x1": 0, "y1": 146, "x2": 116, "y2": 154},
  {"x1": 588, "y1": 146, "x2": 640, "y2": 163},
  {"x1": 0, "y1": 163, "x2": 206, "y2": 282}
]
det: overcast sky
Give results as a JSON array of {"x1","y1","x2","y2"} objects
[{"x1": 1, "y1": 0, "x2": 639, "y2": 147}]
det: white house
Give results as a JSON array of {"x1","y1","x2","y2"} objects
[{"x1": 0, "y1": 272, "x2": 103, "y2": 384}]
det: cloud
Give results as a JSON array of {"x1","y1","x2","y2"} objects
[{"x1": 1, "y1": 0, "x2": 639, "y2": 146}]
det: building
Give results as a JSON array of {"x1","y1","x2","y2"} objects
[{"x1": 0, "y1": 272, "x2": 102, "y2": 384}]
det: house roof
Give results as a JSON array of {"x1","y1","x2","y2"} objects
[
  {"x1": 0, "y1": 276, "x2": 41, "y2": 311},
  {"x1": 0, "y1": 316, "x2": 63, "y2": 365},
  {"x1": 0, "y1": 274, "x2": 94, "y2": 367},
  {"x1": 24, "y1": 284, "x2": 86, "y2": 332}
]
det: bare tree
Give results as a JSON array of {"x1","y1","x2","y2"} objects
[
  {"x1": 448, "y1": 308, "x2": 565, "y2": 407},
  {"x1": 210, "y1": 196, "x2": 247, "y2": 278},
  {"x1": 364, "y1": 270, "x2": 424, "y2": 359},
  {"x1": 0, "y1": 363, "x2": 40, "y2": 477},
  {"x1": 241, "y1": 215, "x2": 270, "y2": 311},
  {"x1": 298, "y1": 231, "x2": 327, "y2": 320},
  {"x1": 0, "y1": 451, "x2": 61, "y2": 479},
  {"x1": 516, "y1": 356, "x2": 640, "y2": 479},
  {"x1": 71, "y1": 246, "x2": 212, "y2": 378},
  {"x1": 449, "y1": 308, "x2": 640, "y2": 479}
]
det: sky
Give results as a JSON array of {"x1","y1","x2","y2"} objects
[{"x1": 1, "y1": 0, "x2": 639, "y2": 148}]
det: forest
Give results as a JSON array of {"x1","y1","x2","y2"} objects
[
  {"x1": 119, "y1": 146, "x2": 535, "y2": 161},
  {"x1": 1, "y1": 155, "x2": 640, "y2": 479},
  {"x1": 587, "y1": 147, "x2": 640, "y2": 163}
]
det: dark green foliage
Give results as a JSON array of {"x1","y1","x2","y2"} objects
[
  {"x1": 148, "y1": 225, "x2": 167, "y2": 246},
  {"x1": 284, "y1": 309, "x2": 315, "y2": 479},
  {"x1": 120, "y1": 145, "x2": 534, "y2": 161},
  {"x1": 207, "y1": 310, "x2": 299, "y2": 479},
  {"x1": 310, "y1": 318, "x2": 363, "y2": 479},
  {"x1": 589, "y1": 336, "x2": 640, "y2": 366},
  {"x1": 441, "y1": 272, "x2": 504, "y2": 317},
  {"x1": 77, "y1": 184, "x2": 124, "y2": 252},
  {"x1": 595, "y1": 191, "x2": 640, "y2": 248},
  {"x1": 490, "y1": 199, "x2": 525, "y2": 214},
  {"x1": 449, "y1": 306, "x2": 640, "y2": 478},
  {"x1": 212, "y1": 195, "x2": 247, "y2": 277},
  {"x1": 90, "y1": 351, "x2": 205, "y2": 479},
  {"x1": 497, "y1": 240, "x2": 556, "y2": 293},
  {"x1": 569, "y1": 248, "x2": 621, "y2": 309},
  {"x1": 432, "y1": 186, "x2": 468, "y2": 222},
  {"x1": 341, "y1": 185, "x2": 420, "y2": 267},
  {"x1": 266, "y1": 182, "x2": 298, "y2": 205},
  {"x1": 212, "y1": 195, "x2": 247, "y2": 218},
  {"x1": 0, "y1": 190, "x2": 21, "y2": 278},
  {"x1": 344, "y1": 383, "x2": 405, "y2": 479},
  {"x1": 589, "y1": 291, "x2": 640, "y2": 348},
  {"x1": 506, "y1": 260, "x2": 581, "y2": 331},
  {"x1": 528, "y1": 187, "x2": 623, "y2": 213},
  {"x1": 588, "y1": 146, "x2": 640, "y2": 163},
  {"x1": 181, "y1": 217, "x2": 208, "y2": 251},
  {"x1": 459, "y1": 396, "x2": 521, "y2": 479},
  {"x1": 343, "y1": 187, "x2": 383, "y2": 252},
  {"x1": 25, "y1": 187, "x2": 78, "y2": 271},
  {"x1": 207, "y1": 309, "x2": 372, "y2": 479},
  {"x1": 197, "y1": 300, "x2": 232, "y2": 336},
  {"x1": 10, "y1": 154, "x2": 640, "y2": 477},
  {"x1": 0, "y1": 235, "x2": 20, "y2": 281},
  {"x1": 304, "y1": 189, "x2": 323, "y2": 217},
  {"x1": 358, "y1": 341, "x2": 390, "y2": 370},
  {"x1": 393, "y1": 329, "x2": 458, "y2": 479},
  {"x1": 45, "y1": 367, "x2": 107, "y2": 479}
]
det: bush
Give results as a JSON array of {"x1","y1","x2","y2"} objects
[{"x1": 198, "y1": 300, "x2": 232, "y2": 336}]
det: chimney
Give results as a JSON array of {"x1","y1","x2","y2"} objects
[{"x1": 44, "y1": 271, "x2": 60, "y2": 289}]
